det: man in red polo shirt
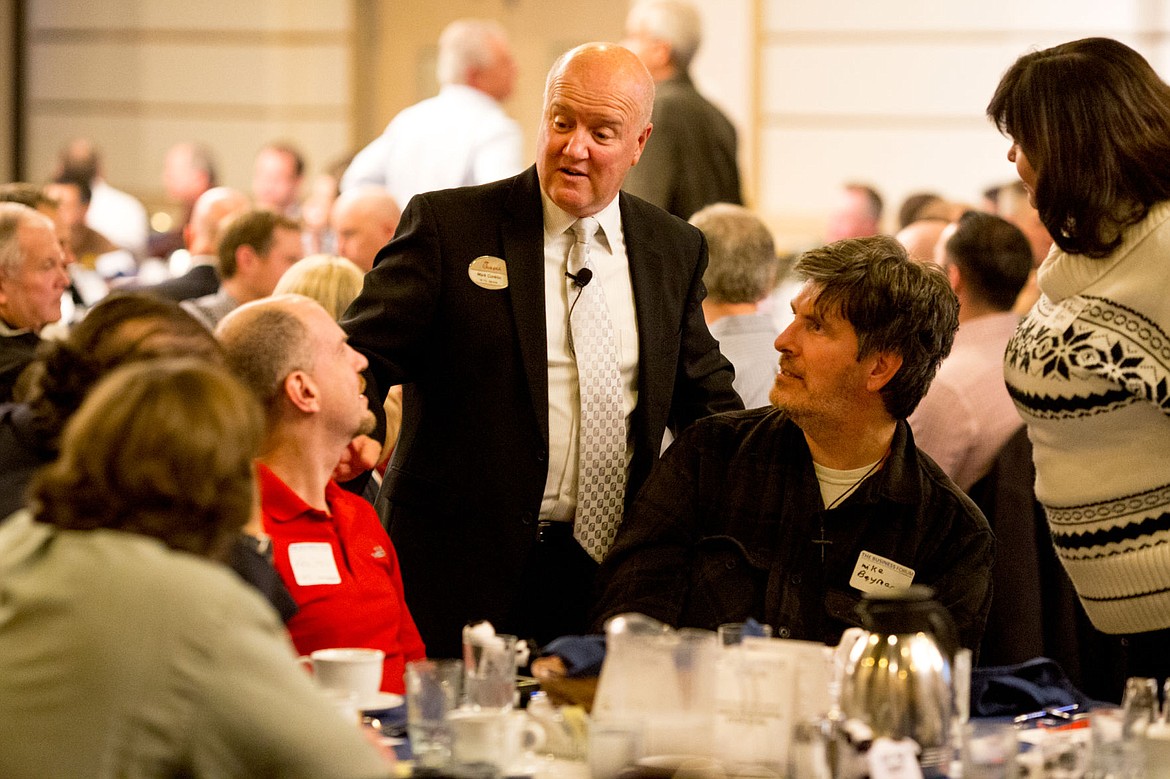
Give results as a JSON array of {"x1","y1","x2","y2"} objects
[{"x1": 217, "y1": 294, "x2": 424, "y2": 695}]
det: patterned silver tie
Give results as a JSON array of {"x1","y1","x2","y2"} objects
[{"x1": 567, "y1": 217, "x2": 627, "y2": 562}]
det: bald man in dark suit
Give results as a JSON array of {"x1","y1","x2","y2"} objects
[{"x1": 343, "y1": 42, "x2": 741, "y2": 657}]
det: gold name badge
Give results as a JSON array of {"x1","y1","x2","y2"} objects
[{"x1": 468, "y1": 255, "x2": 508, "y2": 290}]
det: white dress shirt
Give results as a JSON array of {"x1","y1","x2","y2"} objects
[
  {"x1": 540, "y1": 193, "x2": 639, "y2": 522},
  {"x1": 86, "y1": 179, "x2": 148, "y2": 257}
]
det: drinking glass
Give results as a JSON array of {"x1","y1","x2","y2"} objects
[
  {"x1": 1122, "y1": 677, "x2": 1158, "y2": 738},
  {"x1": 961, "y1": 719, "x2": 1018, "y2": 779},
  {"x1": 405, "y1": 658, "x2": 464, "y2": 768},
  {"x1": 462, "y1": 628, "x2": 518, "y2": 710}
]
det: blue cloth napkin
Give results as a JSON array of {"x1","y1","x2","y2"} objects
[
  {"x1": 970, "y1": 656, "x2": 1091, "y2": 717},
  {"x1": 542, "y1": 634, "x2": 608, "y2": 677}
]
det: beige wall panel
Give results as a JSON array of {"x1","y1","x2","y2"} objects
[
  {"x1": 764, "y1": 0, "x2": 1148, "y2": 33},
  {"x1": 27, "y1": 115, "x2": 350, "y2": 197},
  {"x1": 29, "y1": 42, "x2": 348, "y2": 106},
  {"x1": 0, "y1": 0, "x2": 14, "y2": 183},
  {"x1": 29, "y1": 0, "x2": 348, "y2": 32},
  {"x1": 761, "y1": 40, "x2": 1057, "y2": 118},
  {"x1": 757, "y1": 125, "x2": 1009, "y2": 248},
  {"x1": 24, "y1": 0, "x2": 353, "y2": 205},
  {"x1": 1144, "y1": 42, "x2": 1170, "y2": 75}
]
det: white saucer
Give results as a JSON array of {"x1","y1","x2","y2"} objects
[
  {"x1": 357, "y1": 691, "x2": 404, "y2": 712},
  {"x1": 635, "y1": 755, "x2": 723, "y2": 777}
]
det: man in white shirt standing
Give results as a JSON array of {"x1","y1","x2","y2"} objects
[{"x1": 341, "y1": 18, "x2": 524, "y2": 209}]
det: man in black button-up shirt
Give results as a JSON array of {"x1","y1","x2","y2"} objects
[{"x1": 592, "y1": 235, "x2": 994, "y2": 651}]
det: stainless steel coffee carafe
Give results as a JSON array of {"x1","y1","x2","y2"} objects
[{"x1": 835, "y1": 585, "x2": 959, "y2": 778}]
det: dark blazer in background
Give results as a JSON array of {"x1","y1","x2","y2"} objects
[
  {"x1": 620, "y1": 74, "x2": 743, "y2": 221},
  {"x1": 134, "y1": 263, "x2": 220, "y2": 303}
]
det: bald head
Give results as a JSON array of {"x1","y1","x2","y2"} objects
[
  {"x1": 545, "y1": 43, "x2": 655, "y2": 128},
  {"x1": 895, "y1": 218, "x2": 949, "y2": 264},
  {"x1": 538, "y1": 43, "x2": 656, "y2": 217},
  {"x1": 216, "y1": 295, "x2": 318, "y2": 417},
  {"x1": 186, "y1": 187, "x2": 250, "y2": 255},
  {"x1": 217, "y1": 294, "x2": 373, "y2": 443},
  {"x1": 330, "y1": 186, "x2": 401, "y2": 272}
]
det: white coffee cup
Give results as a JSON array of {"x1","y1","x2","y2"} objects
[
  {"x1": 449, "y1": 708, "x2": 546, "y2": 768},
  {"x1": 306, "y1": 647, "x2": 384, "y2": 699}
]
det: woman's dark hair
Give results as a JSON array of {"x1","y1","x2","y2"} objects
[
  {"x1": 987, "y1": 37, "x2": 1170, "y2": 258},
  {"x1": 21, "y1": 292, "x2": 223, "y2": 446},
  {"x1": 30, "y1": 358, "x2": 264, "y2": 559}
]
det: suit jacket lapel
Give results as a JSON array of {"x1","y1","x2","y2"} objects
[
  {"x1": 502, "y1": 167, "x2": 551, "y2": 447},
  {"x1": 621, "y1": 193, "x2": 672, "y2": 449}
]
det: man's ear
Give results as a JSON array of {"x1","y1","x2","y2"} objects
[
  {"x1": 235, "y1": 244, "x2": 259, "y2": 275},
  {"x1": 631, "y1": 122, "x2": 653, "y2": 167},
  {"x1": 865, "y1": 351, "x2": 904, "y2": 394},
  {"x1": 946, "y1": 262, "x2": 963, "y2": 295},
  {"x1": 283, "y1": 370, "x2": 321, "y2": 414}
]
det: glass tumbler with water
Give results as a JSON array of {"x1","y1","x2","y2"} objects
[
  {"x1": 462, "y1": 628, "x2": 519, "y2": 710},
  {"x1": 405, "y1": 658, "x2": 464, "y2": 768}
]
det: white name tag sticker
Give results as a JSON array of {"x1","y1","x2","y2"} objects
[
  {"x1": 850, "y1": 551, "x2": 915, "y2": 595},
  {"x1": 1046, "y1": 296, "x2": 1088, "y2": 333},
  {"x1": 287, "y1": 542, "x2": 342, "y2": 586}
]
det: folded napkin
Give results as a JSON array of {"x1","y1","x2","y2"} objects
[
  {"x1": 969, "y1": 657, "x2": 1091, "y2": 717},
  {"x1": 541, "y1": 635, "x2": 607, "y2": 677}
]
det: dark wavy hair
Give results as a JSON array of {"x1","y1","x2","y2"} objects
[
  {"x1": 987, "y1": 37, "x2": 1170, "y2": 258},
  {"x1": 20, "y1": 293, "x2": 223, "y2": 446},
  {"x1": 30, "y1": 359, "x2": 264, "y2": 559},
  {"x1": 796, "y1": 236, "x2": 958, "y2": 419}
]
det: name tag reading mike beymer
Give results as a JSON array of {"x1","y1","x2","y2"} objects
[{"x1": 850, "y1": 551, "x2": 914, "y2": 595}]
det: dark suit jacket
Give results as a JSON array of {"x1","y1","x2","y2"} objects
[
  {"x1": 342, "y1": 166, "x2": 741, "y2": 655},
  {"x1": 621, "y1": 74, "x2": 743, "y2": 220},
  {"x1": 0, "y1": 332, "x2": 40, "y2": 403},
  {"x1": 135, "y1": 263, "x2": 219, "y2": 303}
]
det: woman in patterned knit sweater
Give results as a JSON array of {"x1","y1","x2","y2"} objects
[{"x1": 988, "y1": 38, "x2": 1170, "y2": 681}]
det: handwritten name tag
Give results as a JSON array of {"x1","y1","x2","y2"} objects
[
  {"x1": 288, "y1": 542, "x2": 342, "y2": 586},
  {"x1": 850, "y1": 550, "x2": 914, "y2": 595}
]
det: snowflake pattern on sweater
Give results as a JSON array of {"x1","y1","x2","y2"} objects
[{"x1": 1005, "y1": 295, "x2": 1170, "y2": 418}]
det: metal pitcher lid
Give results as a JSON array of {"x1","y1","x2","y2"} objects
[{"x1": 855, "y1": 584, "x2": 958, "y2": 652}]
